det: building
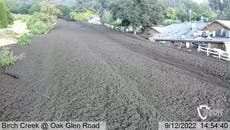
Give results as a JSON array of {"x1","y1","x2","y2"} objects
[
  {"x1": 200, "y1": 20, "x2": 230, "y2": 53},
  {"x1": 152, "y1": 21, "x2": 230, "y2": 61},
  {"x1": 202, "y1": 20, "x2": 230, "y2": 32},
  {"x1": 145, "y1": 26, "x2": 166, "y2": 34}
]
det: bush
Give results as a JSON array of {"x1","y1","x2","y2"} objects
[
  {"x1": 56, "y1": 5, "x2": 72, "y2": 21},
  {"x1": 30, "y1": 20, "x2": 49, "y2": 34},
  {"x1": 112, "y1": 19, "x2": 122, "y2": 27},
  {"x1": 17, "y1": 33, "x2": 32, "y2": 46},
  {"x1": 26, "y1": 13, "x2": 50, "y2": 34},
  {"x1": 0, "y1": 47, "x2": 16, "y2": 69},
  {"x1": 40, "y1": 3, "x2": 60, "y2": 23},
  {"x1": 28, "y1": 3, "x2": 41, "y2": 14},
  {"x1": 70, "y1": 11, "x2": 96, "y2": 21},
  {"x1": 14, "y1": 3, "x2": 59, "y2": 46},
  {"x1": 5, "y1": 0, "x2": 33, "y2": 14},
  {"x1": 6, "y1": 10, "x2": 13, "y2": 24},
  {"x1": 163, "y1": 19, "x2": 182, "y2": 25},
  {"x1": 13, "y1": 14, "x2": 31, "y2": 22},
  {"x1": 26, "y1": 4, "x2": 59, "y2": 35},
  {"x1": 101, "y1": 11, "x2": 113, "y2": 24}
]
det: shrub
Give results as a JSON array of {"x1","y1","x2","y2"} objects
[
  {"x1": 0, "y1": 47, "x2": 16, "y2": 69},
  {"x1": 163, "y1": 19, "x2": 182, "y2": 25},
  {"x1": 70, "y1": 11, "x2": 96, "y2": 21},
  {"x1": 30, "y1": 20, "x2": 49, "y2": 34},
  {"x1": 28, "y1": 3, "x2": 41, "y2": 14},
  {"x1": 112, "y1": 19, "x2": 122, "y2": 27},
  {"x1": 14, "y1": 3, "x2": 59, "y2": 46},
  {"x1": 56, "y1": 5, "x2": 72, "y2": 21},
  {"x1": 17, "y1": 33, "x2": 32, "y2": 46},
  {"x1": 69, "y1": 11, "x2": 76, "y2": 20},
  {"x1": 40, "y1": 3, "x2": 60, "y2": 23},
  {"x1": 13, "y1": 14, "x2": 31, "y2": 22},
  {"x1": 101, "y1": 11, "x2": 113, "y2": 24},
  {"x1": 6, "y1": 10, "x2": 13, "y2": 24},
  {"x1": 5, "y1": 0, "x2": 32, "y2": 14},
  {"x1": 26, "y1": 13, "x2": 49, "y2": 34}
]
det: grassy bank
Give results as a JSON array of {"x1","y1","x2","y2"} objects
[
  {"x1": 0, "y1": 3, "x2": 59, "y2": 70},
  {"x1": 0, "y1": 47, "x2": 16, "y2": 70}
]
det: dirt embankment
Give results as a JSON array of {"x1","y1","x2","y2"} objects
[
  {"x1": 0, "y1": 20, "x2": 229, "y2": 130},
  {"x1": 0, "y1": 20, "x2": 29, "y2": 47}
]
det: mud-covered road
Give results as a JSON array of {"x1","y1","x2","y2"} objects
[{"x1": 0, "y1": 20, "x2": 230, "y2": 130}]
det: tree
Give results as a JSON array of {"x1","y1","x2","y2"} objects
[
  {"x1": 28, "y1": 2, "x2": 41, "y2": 14},
  {"x1": 166, "y1": 7, "x2": 178, "y2": 20},
  {"x1": 177, "y1": 9, "x2": 189, "y2": 22},
  {"x1": 0, "y1": 0, "x2": 13, "y2": 28},
  {"x1": 139, "y1": 0, "x2": 163, "y2": 26},
  {"x1": 109, "y1": 0, "x2": 141, "y2": 33},
  {"x1": 40, "y1": 3, "x2": 60, "y2": 22},
  {"x1": 208, "y1": 0, "x2": 230, "y2": 19},
  {"x1": 199, "y1": 4, "x2": 217, "y2": 21},
  {"x1": 208, "y1": 0, "x2": 229, "y2": 11},
  {"x1": 75, "y1": 0, "x2": 100, "y2": 12},
  {"x1": 160, "y1": 0, "x2": 217, "y2": 22},
  {"x1": 5, "y1": 0, "x2": 33, "y2": 14},
  {"x1": 56, "y1": 5, "x2": 72, "y2": 20},
  {"x1": 108, "y1": 0, "x2": 163, "y2": 34},
  {"x1": 98, "y1": 0, "x2": 109, "y2": 17},
  {"x1": 224, "y1": 5, "x2": 230, "y2": 19},
  {"x1": 0, "y1": 0, "x2": 8, "y2": 28},
  {"x1": 101, "y1": 10, "x2": 113, "y2": 24}
]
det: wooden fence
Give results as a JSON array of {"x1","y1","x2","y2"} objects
[{"x1": 198, "y1": 45, "x2": 230, "y2": 61}]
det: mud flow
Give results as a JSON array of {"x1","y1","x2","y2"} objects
[{"x1": 0, "y1": 20, "x2": 230, "y2": 130}]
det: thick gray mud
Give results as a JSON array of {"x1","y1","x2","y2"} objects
[{"x1": 0, "y1": 20, "x2": 230, "y2": 130}]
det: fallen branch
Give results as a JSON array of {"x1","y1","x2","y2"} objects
[{"x1": 1, "y1": 71, "x2": 19, "y2": 79}]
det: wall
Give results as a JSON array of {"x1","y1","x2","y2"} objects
[
  {"x1": 202, "y1": 23, "x2": 228, "y2": 31},
  {"x1": 210, "y1": 43, "x2": 226, "y2": 51},
  {"x1": 144, "y1": 27, "x2": 159, "y2": 35}
]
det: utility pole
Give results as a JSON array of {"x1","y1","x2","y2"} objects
[
  {"x1": 173, "y1": 0, "x2": 176, "y2": 7},
  {"x1": 189, "y1": 9, "x2": 192, "y2": 23}
]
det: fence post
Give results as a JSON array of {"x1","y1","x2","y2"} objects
[
  {"x1": 198, "y1": 45, "x2": 200, "y2": 52},
  {"x1": 218, "y1": 52, "x2": 221, "y2": 60}
]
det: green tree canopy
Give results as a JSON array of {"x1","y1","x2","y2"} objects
[
  {"x1": 166, "y1": 7, "x2": 178, "y2": 20},
  {"x1": 108, "y1": 0, "x2": 163, "y2": 28},
  {"x1": 160, "y1": 0, "x2": 217, "y2": 22},
  {"x1": 75, "y1": 0, "x2": 100, "y2": 12},
  {"x1": 56, "y1": 5, "x2": 72, "y2": 20},
  {"x1": 0, "y1": 0, "x2": 13, "y2": 28}
]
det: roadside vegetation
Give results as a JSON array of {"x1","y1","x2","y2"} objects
[
  {"x1": 65, "y1": 0, "x2": 229, "y2": 31},
  {"x1": 56, "y1": 5, "x2": 75, "y2": 21},
  {"x1": 0, "y1": 0, "x2": 13, "y2": 28},
  {"x1": 13, "y1": 3, "x2": 60, "y2": 46},
  {"x1": 0, "y1": 47, "x2": 16, "y2": 70},
  {"x1": 0, "y1": 0, "x2": 60, "y2": 69},
  {"x1": 17, "y1": 33, "x2": 32, "y2": 46},
  {"x1": 70, "y1": 11, "x2": 97, "y2": 21},
  {"x1": 0, "y1": 0, "x2": 15, "y2": 69},
  {"x1": 48, "y1": 0, "x2": 221, "y2": 34}
]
